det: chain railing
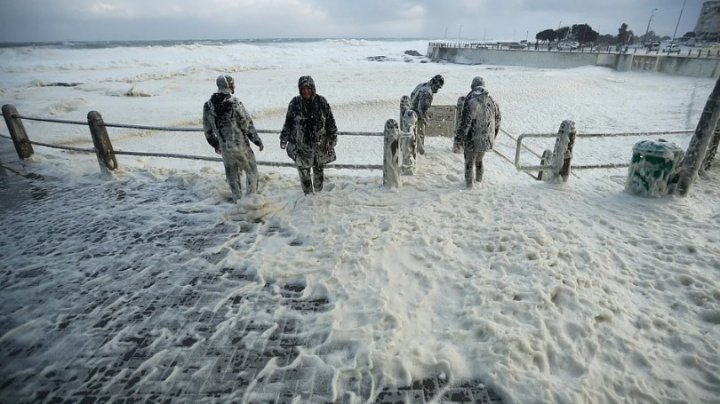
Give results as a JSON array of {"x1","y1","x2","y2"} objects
[{"x1": 3, "y1": 108, "x2": 384, "y2": 171}]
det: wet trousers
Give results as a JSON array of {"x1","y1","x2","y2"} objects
[
  {"x1": 222, "y1": 149, "x2": 258, "y2": 201},
  {"x1": 416, "y1": 119, "x2": 426, "y2": 155},
  {"x1": 297, "y1": 160, "x2": 325, "y2": 194},
  {"x1": 464, "y1": 149, "x2": 486, "y2": 188}
]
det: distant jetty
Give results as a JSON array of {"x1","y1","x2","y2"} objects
[{"x1": 427, "y1": 41, "x2": 720, "y2": 78}]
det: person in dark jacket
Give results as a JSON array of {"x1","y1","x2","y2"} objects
[
  {"x1": 453, "y1": 76, "x2": 501, "y2": 188},
  {"x1": 409, "y1": 74, "x2": 444, "y2": 155},
  {"x1": 280, "y1": 75, "x2": 338, "y2": 194},
  {"x1": 203, "y1": 74, "x2": 264, "y2": 202}
]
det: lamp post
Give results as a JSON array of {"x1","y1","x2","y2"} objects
[
  {"x1": 672, "y1": 0, "x2": 687, "y2": 45},
  {"x1": 644, "y1": 8, "x2": 658, "y2": 44}
]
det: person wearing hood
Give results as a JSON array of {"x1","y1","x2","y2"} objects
[
  {"x1": 453, "y1": 76, "x2": 501, "y2": 188},
  {"x1": 203, "y1": 74, "x2": 264, "y2": 202},
  {"x1": 280, "y1": 75, "x2": 338, "y2": 194},
  {"x1": 409, "y1": 74, "x2": 444, "y2": 155}
]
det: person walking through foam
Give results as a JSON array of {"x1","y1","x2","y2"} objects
[
  {"x1": 409, "y1": 74, "x2": 444, "y2": 155},
  {"x1": 203, "y1": 74, "x2": 264, "y2": 202},
  {"x1": 453, "y1": 76, "x2": 501, "y2": 188},
  {"x1": 280, "y1": 75, "x2": 338, "y2": 194}
]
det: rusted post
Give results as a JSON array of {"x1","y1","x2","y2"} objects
[
  {"x1": 87, "y1": 111, "x2": 118, "y2": 172},
  {"x1": 2, "y1": 104, "x2": 33, "y2": 159},
  {"x1": 677, "y1": 75, "x2": 720, "y2": 196},
  {"x1": 383, "y1": 119, "x2": 401, "y2": 187}
]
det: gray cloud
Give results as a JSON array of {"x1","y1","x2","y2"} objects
[{"x1": 0, "y1": 0, "x2": 705, "y2": 42}]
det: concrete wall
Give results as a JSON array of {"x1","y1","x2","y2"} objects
[
  {"x1": 429, "y1": 47, "x2": 597, "y2": 69},
  {"x1": 428, "y1": 45, "x2": 720, "y2": 78}
]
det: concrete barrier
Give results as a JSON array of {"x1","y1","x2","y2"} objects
[{"x1": 428, "y1": 45, "x2": 720, "y2": 78}]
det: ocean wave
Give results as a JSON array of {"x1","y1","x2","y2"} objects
[
  {"x1": 123, "y1": 86, "x2": 152, "y2": 97},
  {"x1": 325, "y1": 38, "x2": 371, "y2": 47}
]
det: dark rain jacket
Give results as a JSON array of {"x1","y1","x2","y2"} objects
[
  {"x1": 280, "y1": 76, "x2": 338, "y2": 167},
  {"x1": 454, "y1": 86, "x2": 502, "y2": 153}
]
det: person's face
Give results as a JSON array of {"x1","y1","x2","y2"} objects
[
  {"x1": 229, "y1": 81, "x2": 235, "y2": 94},
  {"x1": 301, "y1": 85, "x2": 312, "y2": 100}
]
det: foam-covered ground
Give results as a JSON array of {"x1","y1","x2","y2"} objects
[{"x1": 1, "y1": 39, "x2": 719, "y2": 403}]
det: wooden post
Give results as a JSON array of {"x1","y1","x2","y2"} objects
[
  {"x1": 400, "y1": 95, "x2": 410, "y2": 126},
  {"x1": 383, "y1": 119, "x2": 401, "y2": 187},
  {"x1": 701, "y1": 124, "x2": 720, "y2": 173},
  {"x1": 2, "y1": 104, "x2": 33, "y2": 159},
  {"x1": 453, "y1": 96, "x2": 465, "y2": 154},
  {"x1": 399, "y1": 109, "x2": 417, "y2": 176},
  {"x1": 558, "y1": 120, "x2": 577, "y2": 182},
  {"x1": 87, "y1": 111, "x2": 118, "y2": 172},
  {"x1": 542, "y1": 120, "x2": 576, "y2": 183},
  {"x1": 676, "y1": 75, "x2": 720, "y2": 196}
]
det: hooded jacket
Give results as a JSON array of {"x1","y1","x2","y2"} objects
[
  {"x1": 203, "y1": 91, "x2": 263, "y2": 154},
  {"x1": 454, "y1": 79, "x2": 501, "y2": 153},
  {"x1": 280, "y1": 76, "x2": 338, "y2": 165},
  {"x1": 409, "y1": 75, "x2": 443, "y2": 121}
]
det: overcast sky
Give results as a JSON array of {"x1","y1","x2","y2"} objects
[{"x1": 0, "y1": 0, "x2": 706, "y2": 43}]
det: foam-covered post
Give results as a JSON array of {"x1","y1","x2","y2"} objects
[
  {"x1": 557, "y1": 120, "x2": 576, "y2": 181},
  {"x1": 2, "y1": 104, "x2": 33, "y2": 159},
  {"x1": 400, "y1": 95, "x2": 417, "y2": 161},
  {"x1": 538, "y1": 149, "x2": 552, "y2": 181},
  {"x1": 383, "y1": 119, "x2": 401, "y2": 187},
  {"x1": 87, "y1": 111, "x2": 118, "y2": 172},
  {"x1": 677, "y1": 75, "x2": 720, "y2": 196},
  {"x1": 701, "y1": 124, "x2": 720, "y2": 173},
  {"x1": 453, "y1": 96, "x2": 465, "y2": 153},
  {"x1": 543, "y1": 120, "x2": 576, "y2": 182},
  {"x1": 400, "y1": 95, "x2": 410, "y2": 123},
  {"x1": 400, "y1": 109, "x2": 417, "y2": 175}
]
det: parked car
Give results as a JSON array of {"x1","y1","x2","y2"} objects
[
  {"x1": 646, "y1": 42, "x2": 660, "y2": 51},
  {"x1": 664, "y1": 44, "x2": 681, "y2": 53},
  {"x1": 557, "y1": 41, "x2": 579, "y2": 50}
]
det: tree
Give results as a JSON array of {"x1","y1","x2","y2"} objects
[
  {"x1": 595, "y1": 34, "x2": 615, "y2": 45},
  {"x1": 571, "y1": 24, "x2": 599, "y2": 45},
  {"x1": 536, "y1": 29, "x2": 557, "y2": 42},
  {"x1": 617, "y1": 23, "x2": 632, "y2": 45},
  {"x1": 556, "y1": 26, "x2": 570, "y2": 41},
  {"x1": 639, "y1": 30, "x2": 660, "y2": 45}
]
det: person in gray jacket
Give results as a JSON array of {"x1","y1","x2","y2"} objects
[
  {"x1": 203, "y1": 74, "x2": 264, "y2": 202},
  {"x1": 453, "y1": 76, "x2": 501, "y2": 188},
  {"x1": 280, "y1": 75, "x2": 338, "y2": 194},
  {"x1": 409, "y1": 74, "x2": 444, "y2": 155}
]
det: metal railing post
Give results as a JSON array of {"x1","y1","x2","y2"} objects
[
  {"x1": 2, "y1": 104, "x2": 34, "y2": 159},
  {"x1": 87, "y1": 111, "x2": 118, "y2": 173}
]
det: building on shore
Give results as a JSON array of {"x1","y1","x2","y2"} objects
[{"x1": 695, "y1": 1, "x2": 720, "y2": 41}]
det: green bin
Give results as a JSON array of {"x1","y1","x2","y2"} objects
[{"x1": 625, "y1": 139, "x2": 684, "y2": 197}]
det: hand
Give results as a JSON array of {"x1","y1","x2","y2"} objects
[
  {"x1": 452, "y1": 142, "x2": 462, "y2": 154},
  {"x1": 258, "y1": 143, "x2": 264, "y2": 151},
  {"x1": 328, "y1": 139, "x2": 337, "y2": 149},
  {"x1": 214, "y1": 147, "x2": 221, "y2": 155},
  {"x1": 280, "y1": 140, "x2": 287, "y2": 149}
]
